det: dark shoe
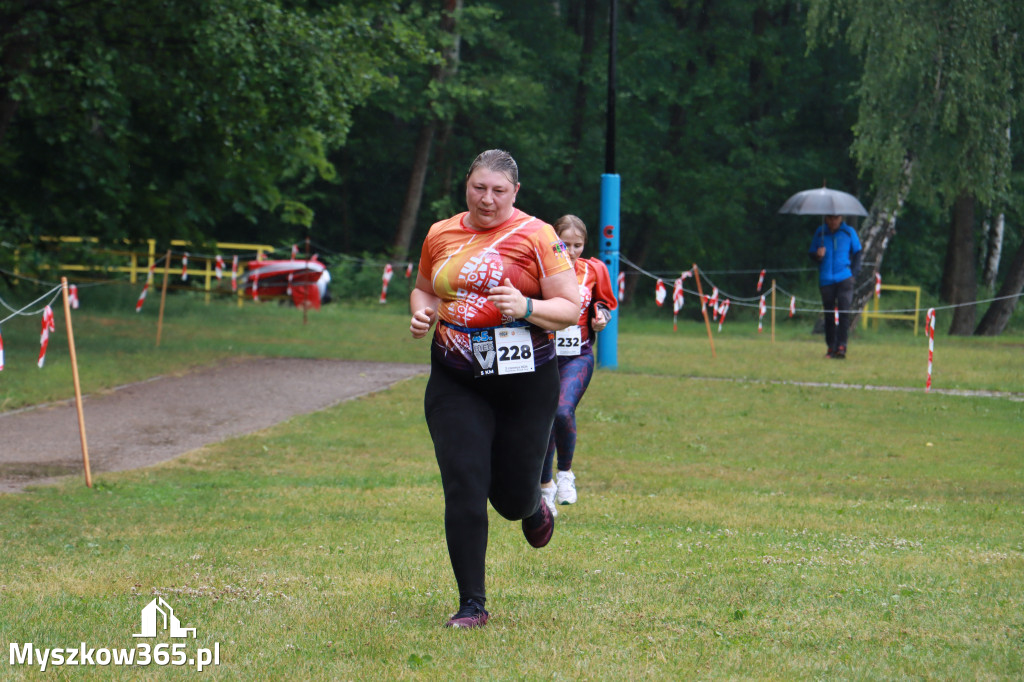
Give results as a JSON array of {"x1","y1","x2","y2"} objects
[
  {"x1": 522, "y1": 500, "x2": 554, "y2": 548},
  {"x1": 833, "y1": 345, "x2": 846, "y2": 359},
  {"x1": 825, "y1": 347, "x2": 835, "y2": 358},
  {"x1": 445, "y1": 598, "x2": 489, "y2": 629}
]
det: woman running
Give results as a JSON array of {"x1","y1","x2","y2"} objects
[
  {"x1": 540, "y1": 215, "x2": 617, "y2": 515},
  {"x1": 409, "y1": 150, "x2": 580, "y2": 629}
]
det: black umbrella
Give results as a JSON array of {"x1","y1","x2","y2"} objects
[{"x1": 778, "y1": 187, "x2": 868, "y2": 217}]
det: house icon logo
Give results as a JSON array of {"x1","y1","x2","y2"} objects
[{"x1": 133, "y1": 597, "x2": 196, "y2": 638}]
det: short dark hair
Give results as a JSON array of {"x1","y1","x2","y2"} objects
[{"x1": 466, "y1": 149, "x2": 519, "y2": 186}]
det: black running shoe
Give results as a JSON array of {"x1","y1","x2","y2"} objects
[
  {"x1": 522, "y1": 500, "x2": 554, "y2": 548},
  {"x1": 834, "y1": 345, "x2": 846, "y2": 359},
  {"x1": 445, "y1": 598, "x2": 489, "y2": 629}
]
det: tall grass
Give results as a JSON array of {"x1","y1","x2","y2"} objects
[{"x1": 0, "y1": 290, "x2": 1021, "y2": 679}]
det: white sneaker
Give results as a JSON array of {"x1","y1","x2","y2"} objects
[
  {"x1": 555, "y1": 470, "x2": 577, "y2": 505},
  {"x1": 541, "y1": 485, "x2": 558, "y2": 517}
]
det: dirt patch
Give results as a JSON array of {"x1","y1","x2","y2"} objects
[{"x1": 0, "y1": 358, "x2": 427, "y2": 493}]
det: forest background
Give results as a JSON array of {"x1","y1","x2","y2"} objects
[{"x1": 2, "y1": 0, "x2": 1023, "y2": 335}]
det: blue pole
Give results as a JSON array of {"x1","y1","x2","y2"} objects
[{"x1": 597, "y1": 173, "x2": 620, "y2": 369}]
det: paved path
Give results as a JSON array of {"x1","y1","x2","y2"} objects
[{"x1": 0, "y1": 358, "x2": 427, "y2": 493}]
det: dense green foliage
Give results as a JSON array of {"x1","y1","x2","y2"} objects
[
  {"x1": 323, "y1": 0, "x2": 866, "y2": 276},
  {"x1": 810, "y1": 0, "x2": 1024, "y2": 209},
  {"x1": 0, "y1": 0, "x2": 432, "y2": 243},
  {"x1": 2, "y1": 0, "x2": 1022, "y2": 304}
]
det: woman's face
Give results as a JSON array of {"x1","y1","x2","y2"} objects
[
  {"x1": 465, "y1": 168, "x2": 519, "y2": 229},
  {"x1": 559, "y1": 227, "x2": 586, "y2": 263}
]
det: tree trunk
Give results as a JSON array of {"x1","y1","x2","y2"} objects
[
  {"x1": 941, "y1": 192, "x2": 978, "y2": 335},
  {"x1": 974, "y1": 236, "x2": 1024, "y2": 335},
  {"x1": 981, "y1": 211, "x2": 1004, "y2": 291},
  {"x1": 434, "y1": 118, "x2": 456, "y2": 206},
  {"x1": 391, "y1": 122, "x2": 437, "y2": 260},
  {"x1": 562, "y1": 0, "x2": 597, "y2": 179},
  {"x1": 390, "y1": 0, "x2": 462, "y2": 261},
  {"x1": 851, "y1": 155, "x2": 914, "y2": 320}
]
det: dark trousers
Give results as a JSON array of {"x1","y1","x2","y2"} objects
[
  {"x1": 819, "y1": 277, "x2": 855, "y2": 351},
  {"x1": 424, "y1": 355, "x2": 559, "y2": 604},
  {"x1": 541, "y1": 352, "x2": 595, "y2": 483}
]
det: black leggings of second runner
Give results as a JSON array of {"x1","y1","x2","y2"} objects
[{"x1": 424, "y1": 352, "x2": 559, "y2": 604}]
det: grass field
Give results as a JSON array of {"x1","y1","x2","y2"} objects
[{"x1": 0, "y1": 291, "x2": 1022, "y2": 679}]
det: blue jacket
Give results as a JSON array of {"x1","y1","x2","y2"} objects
[{"x1": 809, "y1": 222, "x2": 862, "y2": 286}]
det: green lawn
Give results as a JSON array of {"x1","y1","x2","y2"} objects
[{"x1": 0, "y1": 294, "x2": 1021, "y2": 679}]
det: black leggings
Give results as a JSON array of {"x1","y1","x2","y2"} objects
[{"x1": 424, "y1": 353, "x2": 560, "y2": 604}]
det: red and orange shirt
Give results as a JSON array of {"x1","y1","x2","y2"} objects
[
  {"x1": 569, "y1": 257, "x2": 618, "y2": 352},
  {"x1": 419, "y1": 209, "x2": 573, "y2": 370}
]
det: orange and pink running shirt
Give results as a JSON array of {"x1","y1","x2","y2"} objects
[
  {"x1": 418, "y1": 209, "x2": 572, "y2": 370},
  {"x1": 570, "y1": 257, "x2": 618, "y2": 352}
]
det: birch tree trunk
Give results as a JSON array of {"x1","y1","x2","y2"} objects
[
  {"x1": 981, "y1": 211, "x2": 1005, "y2": 291},
  {"x1": 390, "y1": 0, "x2": 462, "y2": 261},
  {"x1": 974, "y1": 237, "x2": 1024, "y2": 335},
  {"x1": 851, "y1": 155, "x2": 914, "y2": 319}
]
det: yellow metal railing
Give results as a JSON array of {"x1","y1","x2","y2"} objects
[
  {"x1": 15, "y1": 237, "x2": 158, "y2": 283},
  {"x1": 862, "y1": 284, "x2": 921, "y2": 336},
  {"x1": 14, "y1": 236, "x2": 277, "y2": 304}
]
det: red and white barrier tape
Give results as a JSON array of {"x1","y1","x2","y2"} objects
[
  {"x1": 717, "y1": 299, "x2": 730, "y2": 331},
  {"x1": 379, "y1": 263, "x2": 394, "y2": 304},
  {"x1": 654, "y1": 278, "x2": 666, "y2": 307},
  {"x1": 136, "y1": 264, "x2": 155, "y2": 312},
  {"x1": 672, "y1": 277, "x2": 684, "y2": 331},
  {"x1": 925, "y1": 308, "x2": 936, "y2": 392},
  {"x1": 38, "y1": 305, "x2": 55, "y2": 368}
]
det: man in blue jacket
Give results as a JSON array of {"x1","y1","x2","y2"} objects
[{"x1": 809, "y1": 214, "x2": 862, "y2": 359}]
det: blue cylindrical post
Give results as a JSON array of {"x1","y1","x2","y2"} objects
[{"x1": 597, "y1": 173, "x2": 620, "y2": 369}]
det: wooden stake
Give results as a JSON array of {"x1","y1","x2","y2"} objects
[
  {"x1": 61, "y1": 277, "x2": 92, "y2": 488},
  {"x1": 156, "y1": 250, "x2": 171, "y2": 347},
  {"x1": 771, "y1": 279, "x2": 777, "y2": 344},
  {"x1": 691, "y1": 264, "x2": 716, "y2": 358}
]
